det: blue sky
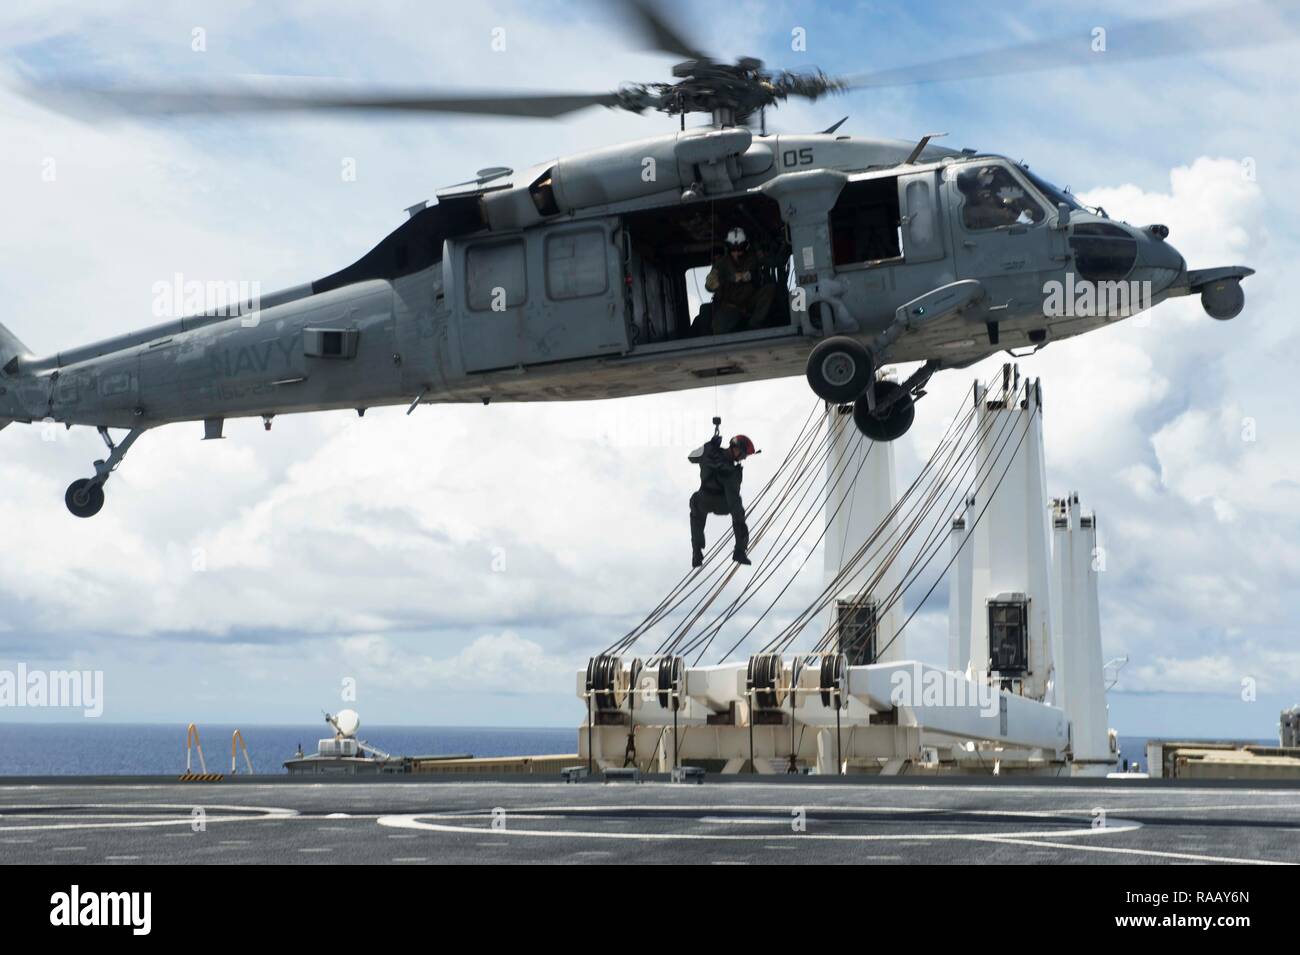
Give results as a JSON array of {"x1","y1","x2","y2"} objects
[{"x1": 0, "y1": 0, "x2": 1297, "y2": 741}]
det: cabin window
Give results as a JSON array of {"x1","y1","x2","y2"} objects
[
  {"x1": 830, "y1": 177, "x2": 902, "y2": 266},
  {"x1": 957, "y1": 164, "x2": 1045, "y2": 231},
  {"x1": 987, "y1": 599, "x2": 1029, "y2": 674},
  {"x1": 466, "y1": 239, "x2": 527, "y2": 311},
  {"x1": 545, "y1": 229, "x2": 608, "y2": 300},
  {"x1": 303, "y1": 327, "x2": 359, "y2": 359}
]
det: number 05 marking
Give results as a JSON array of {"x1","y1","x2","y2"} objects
[{"x1": 782, "y1": 147, "x2": 814, "y2": 167}]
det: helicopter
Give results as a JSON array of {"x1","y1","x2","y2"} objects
[{"x1": 1, "y1": 0, "x2": 1272, "y2": 518}]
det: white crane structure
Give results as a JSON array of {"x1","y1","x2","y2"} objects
[{"x1": 578, "y1": 365, "x2": 1117, "y2": 776}]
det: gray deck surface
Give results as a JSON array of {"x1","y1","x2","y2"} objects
[{"x1": 2, "y1": 775, "x2": 1297, "y2": 864}]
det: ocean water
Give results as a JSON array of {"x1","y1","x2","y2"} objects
[
  {"x1": 1116, "y1": 737, "x2": 1150, "y2": 773},
  {"x1": 0, "y1": 725, "x2": 1259, "y2": 776},
  {"x1": 0, "y1": 723, "x2": 577, "y2": 776}
]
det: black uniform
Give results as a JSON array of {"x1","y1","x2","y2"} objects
[{"x1": 689, "y1": 435, "x2": 749, "y2": 560}]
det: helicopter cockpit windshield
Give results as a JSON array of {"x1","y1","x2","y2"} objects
[{"x1": 1020, "y1": 165, "x2": 1086, "y2": 214}]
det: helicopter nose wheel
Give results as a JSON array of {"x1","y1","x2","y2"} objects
[
  {"x1": 853, "y1": 380, "x2": 916, "y2": 442},
  {"x1": 806, "y1": 337, "x2": 874, "y2": 403},
  {"x1": 65, "y1": 478, "x2": 106, "y2": 519}
]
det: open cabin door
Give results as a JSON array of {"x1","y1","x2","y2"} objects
[{"x1": 452, "y1": 218, "x2": 627, "y2": 373}]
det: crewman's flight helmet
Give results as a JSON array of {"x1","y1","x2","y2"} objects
[
  {"x1": 724, "y1": 227, "x2": 749, "y2": 250},
  {"x1": 729, "y1": 434, "x2": 757, "y2": 458}
]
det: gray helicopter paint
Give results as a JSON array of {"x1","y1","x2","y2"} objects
[
  {"x1": 0, "y1": 130, "x2": 1250, "y2": 442},
  {"x1": 17, "y1": 282, "x2": 319, "y2": 376},
  {"x1": 478, "y1": 130, "x2": 958, "y2": 233},
  {"x1": 452, "y1": 217, "x2": 627, "y2": 373}
]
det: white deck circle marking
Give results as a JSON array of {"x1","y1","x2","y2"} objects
[
  {"x1": 0, "y1": 803, "x2": 297, "y2": 833},
  {"x1": 969, "y1": 834, "x2": 1294, "y2": 865},
  {"x1": 376, "y1": 804, "x2": 1143, "y2": 843}
]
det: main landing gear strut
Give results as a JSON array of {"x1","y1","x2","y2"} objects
[
  {"x1": 64, "y1": 426, "x2": 145, "y2": 518},
  {"x1": 805, "y1": 337, "x2": 937, "y2": 442}
]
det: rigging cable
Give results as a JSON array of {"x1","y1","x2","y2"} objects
[
  {"x1": 804, "y1": 398, "x2": 1013, "y2": 654},
  {"x1": 602, "y1": 398, "x2": 824, "y2": 655},
  {"x1": 869, "y1": 390, "x2": 1039, "y2": 663},
  {"x1": 755, "y1": 390, "x2": 985, "y2": 658},
  {"x1": 811, "y1": 384, "x2": 1032, "y2": 656},
  {"x1": 652, "y1": 404, "x2": 844, "y2": 655},
  {"x1": 680, "y1": 411, "x2": 868, "y2": 664}
]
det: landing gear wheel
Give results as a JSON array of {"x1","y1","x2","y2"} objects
[
  {"x1": 806, "y1": 337, "x2": 874, "y2": 403},
  {"x1": 65, "y1": 478, "x2": 105, "y2": 518},
  {"x1": 853, "y1": 381, "x2": 915, "y2": 442}
]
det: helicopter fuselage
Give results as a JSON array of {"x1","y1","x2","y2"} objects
[{"x1": 0, "y1": 127, "x2": 1250, "y2": 504}]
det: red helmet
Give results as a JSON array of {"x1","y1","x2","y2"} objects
[{"x1": 729, "y1": 434, "x2": 757, "y2": 458}]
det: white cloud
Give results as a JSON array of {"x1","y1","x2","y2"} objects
[
  {"x1": 1127, "y1": 648, "x2": 1300, "y2": 697},
  {"x1": 338, "y1": 631, "x2": 577, "y2": 695}
]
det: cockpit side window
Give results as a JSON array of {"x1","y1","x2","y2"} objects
[{"x1": 956, "y1": 164, "x2": 1045, "y2": 231}]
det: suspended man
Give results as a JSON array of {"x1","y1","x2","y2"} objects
[{"x1": 688, "y1": 421, "x2": 757, "y2": 568}]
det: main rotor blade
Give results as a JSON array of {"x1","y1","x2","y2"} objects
[
  {"x1": 22, "y1": 82, "x2": 624, "y2": 121},
  {"x1": 842, "y1": 0, "x2": 1300, "y2": 90},
  {"x1": 616, "y1": 0, "x2": 712, "y2": 61}
]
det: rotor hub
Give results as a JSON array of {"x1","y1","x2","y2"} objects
[{"x1": 621, "y1": 58, "x2": 843, "y2": 122}]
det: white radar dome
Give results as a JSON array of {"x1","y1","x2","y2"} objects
[{"x1": 333, "y1": 709, "x2": 360, "y2": 738}]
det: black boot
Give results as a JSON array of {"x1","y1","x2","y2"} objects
[
  {"x1": 733, "y1": 550, "x2": 751, "y2": 565},
  {"x1": 692, "y1": 548, "x2": 704, "y2": 568}
]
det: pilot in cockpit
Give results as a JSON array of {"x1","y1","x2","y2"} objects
[{"x1": 959, "y1": 165, "x2": 1042, "y2": 231}]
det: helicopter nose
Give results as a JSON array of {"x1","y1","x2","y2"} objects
[{"x1": 1132, "y1": 225, "x2": 1185, "y2": 293}]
